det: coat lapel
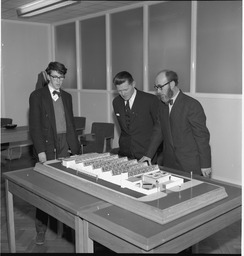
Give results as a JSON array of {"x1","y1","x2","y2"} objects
[
  {"x1": 118, "y1": 97, "x2": 128, "y2": 131},
  {"x1": 60, "y1": 90, "x2": 72, "y2": 128},
  {"x1": 129, "y1": 91, "x2": 140, "y2": 125},
  {"x1": 161, "y1": 102, "x2": 174, "y2": 147},
  {"x1": 169, "y1": 90, "x2": 182, "y2": 121},
  {"x1": 42, "y1": 87, "x2": 57, "y2": 137}
]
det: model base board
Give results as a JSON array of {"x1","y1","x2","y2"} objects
[{"x1": 34, "y1": 153, "x2": 228, "y2": 225}]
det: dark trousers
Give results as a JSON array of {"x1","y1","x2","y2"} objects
[{"x1": 35, "y1": 133, "x2": 69, "y2": 233}]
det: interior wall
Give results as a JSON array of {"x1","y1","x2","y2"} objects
[
  {"x1": 195, "y1": 95, "x2": 242, "y2": 185},
  {"x1": 79, "y1": 91, "x2": 111, "y2": 133},
  {"x1": 1, "y1": 20, "x2": 51, "y2": 125}
]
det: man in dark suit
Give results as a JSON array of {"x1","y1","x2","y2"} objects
[
  {"x1": 112, "y1": 71, "x2": 160, "y2": 160},
  {"x1": 140, "y1": 70, "x2": 212, "y2": 177},
  {"x1": 29, "y1": 61, "x2": 81, "y2": 245}
]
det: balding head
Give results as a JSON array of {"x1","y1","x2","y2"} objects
[{"x1": 155, "y1": 70, "x2": 178, "y2": 86}]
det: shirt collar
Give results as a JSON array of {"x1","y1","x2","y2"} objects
[
  {"x1": 48, "y1": 85, "x2": 60, "y2": 100},
  {"x1": 48, "y1": 85, "x2": 60, "y2": 94},
  {"x1": 125, "y1": 88, "x2": 137, "y2": 106},
  {"x1": 170, "y1": 89, "x2": 180, "y2": 105}
]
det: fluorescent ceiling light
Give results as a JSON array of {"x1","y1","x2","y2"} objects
[{"x1": 17, "y1": 0, "x2": 79, "y2": 17}]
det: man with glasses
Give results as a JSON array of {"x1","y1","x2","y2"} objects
[
  {"x1": 29, "y1": 61, "x2": 81, "y2": 245},
  {"x1": 140, "y1": 69, "x2": 212, "y2": 178}
]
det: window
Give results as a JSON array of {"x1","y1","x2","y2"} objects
[
  {"x1": 80, "y1": 16, "x2": 106, "y2": 90},
  {"x1": 111, "y1": 8, "x2": 143, "y2": 90},
  {"x1": 149, "y1": 1, "x2": 191, "y2": 91},
  {"x1": 196, "y1": 1, "x2": 242, "y2": 94},
  {"x1": 55, "y1": 22, "x2": 77, "y2": 89}
]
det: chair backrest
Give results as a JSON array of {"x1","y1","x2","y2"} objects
[
  {"x1": 84, "y1": 122, "x2": 114, "y2": 153},
  {"x1": 74, "y1": 116, "x2": 86, "y2": 136},
  {"x1": 1, "y1": 118, "x2": 12, "y2": 128},
  {"x1": 74, "y1": 116, "x2": 86, "y2": 129}
]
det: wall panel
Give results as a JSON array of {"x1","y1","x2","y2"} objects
[
  {"x1": 196, "y1": 95, "x2": 242, "y2": 185},
  {"x1": 1, "y1": 21, "x2": 50, "y2": 125}
]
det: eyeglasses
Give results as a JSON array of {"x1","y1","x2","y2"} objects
[
  {"x1": 50, "y1": 74, "x2": 65, "y2": 81},
  {"x1": 154, "y1": 81, "x2": 172, "y2": 90}
]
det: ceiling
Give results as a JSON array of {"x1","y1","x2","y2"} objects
[{"x1": 2, "y1": 0, "x2": 144, "y2": 24}]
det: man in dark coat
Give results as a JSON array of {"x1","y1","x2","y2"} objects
[
  {"x1": 112, "y1": 71, "x2": 160, "y2": 160},
  {"x1": 29, "y1": 61, "x2": 81, "y2": 245},
  {"x1": 140, "y1": 70, "x2": 212, "y2": 177}
]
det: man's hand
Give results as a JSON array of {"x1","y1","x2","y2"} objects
[
  {"x1": 38, "y1": 152, "x2": 47, "y2": 163},
  {"x1": 201, "y1": 167, "x2": 212, "y2": 178},
  {"x1": 139, "y1": 156, "x2": 152, "y2": 165}
]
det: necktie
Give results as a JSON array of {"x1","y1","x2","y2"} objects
[
  {"x1": 125, "y1": 100, "x2": 131, "y2": 129},
  {"x1": 125, "y1": 100, "x2": 130, "y2": 111},
  {"x1": 167, "y1": 99, "x2": 173, "y2": 105},
  {"x1": 53, "y1": 90, "x2": 61, "y2": 97}
]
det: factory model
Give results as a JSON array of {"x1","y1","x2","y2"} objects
[
  {"x1": 62, "y1": 152, "x2": 184, "y2": 195},
  {"x1": 33, "y1": 152, "x2": 228, "y2": 224}
]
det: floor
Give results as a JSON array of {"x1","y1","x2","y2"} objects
[{"x1": 0, "y1": 147, "x2": 242, "y2": 254}]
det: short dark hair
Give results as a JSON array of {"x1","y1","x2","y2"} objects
[
  {"x1": 45, "y1": 62, "x2": 67, "y2": 76},
  {"x1": 164, "y1": 70, "x2": 178, "y2": 86},
  {"x1": 113, "y1": 71, "x2": 134, "y2": 86}
]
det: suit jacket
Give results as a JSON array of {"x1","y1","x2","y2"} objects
[
  {"x1": 113, "y1": 89, "x2": 160, "y2": 160},
  {"x1": 29, "y1": 86, "x2": 80, "y2": 160},
  {"x1": 146, "y1": 91, "x2": 211, "y2": 175}
]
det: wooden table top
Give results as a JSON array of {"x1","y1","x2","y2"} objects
[
  {"x1": 1, "y1": 125, "x2": 85, "y2": 144},
  {"x1": 3, "y1": 167, "x2": 241, "y2": 252},
  {"x1": 80, "y1": 170, "x2": 241, "y2": 251},
  {"x1": 3, "y1": 168, "x2": 107, "y2": 216},
  {"x1": 1, "y1": 126, "x2": 31, "y2": 144}
]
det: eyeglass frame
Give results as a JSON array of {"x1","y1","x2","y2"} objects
[
  {"x1": 49, "y1": 74, "x2": 65, "y2": 81},
  {"x1": 154, "y1": 80, "x2": 172, "y2": 90}
]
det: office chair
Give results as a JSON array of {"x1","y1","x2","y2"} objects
[
  {"x1": 80, "y1": 122, "x2": 114, "y2": 154},
  {"x1": 74, "y1": 116, "x2": 86, "y2": 137}
]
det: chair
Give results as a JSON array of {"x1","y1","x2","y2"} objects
[
  {"x1": 80, "y1": 122, "x2": 114, "y2": 154},
  {"x1": 74, "y1": 116, "x2": 86, "y2": 137}
]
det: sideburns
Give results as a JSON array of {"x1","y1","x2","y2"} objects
[{"x1": 168, "y1": 88, "x2": 174, "y2": 99}]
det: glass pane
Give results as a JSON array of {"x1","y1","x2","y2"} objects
[
  {"x1": 111, "y1": 8, "x2": 143, "y2": 90},
  {"x1": 80, "y1": 16, "x2": 106, "y2": 90},
  {"x1": 149, "y1": 1, "x2": 191, "y2": 91},
  {"x1": 196, "y1": 1, "x2": 242, "y2": 94},
  {"x1": 55, "y1": 22, "x2": 77, "y2": 89}
]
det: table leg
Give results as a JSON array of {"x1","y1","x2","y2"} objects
[
  {"x1": 83, "y1": 220, "x2": 93, "y2": 253},
  {"x1": 5, "y1": 180, "x2": 16, "y2": 252},
  {"x1": 75, "y1": 217, "x2": 93, "y2": 253}
]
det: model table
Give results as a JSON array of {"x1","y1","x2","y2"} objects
[{"x1": 3, "y1": 166, "x2": 241, "y2": 253}]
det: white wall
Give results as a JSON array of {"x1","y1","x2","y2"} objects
[
  {"x1": 1, "y1": 20, "x2": 51, "y2": 125},
  {"x1": 195, "y1": 95, "x2": 242, "y2": 185}
]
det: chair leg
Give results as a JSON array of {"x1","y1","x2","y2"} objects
[{"x1": 57, "y1": 221, "x2": 63, "y2": 238}]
